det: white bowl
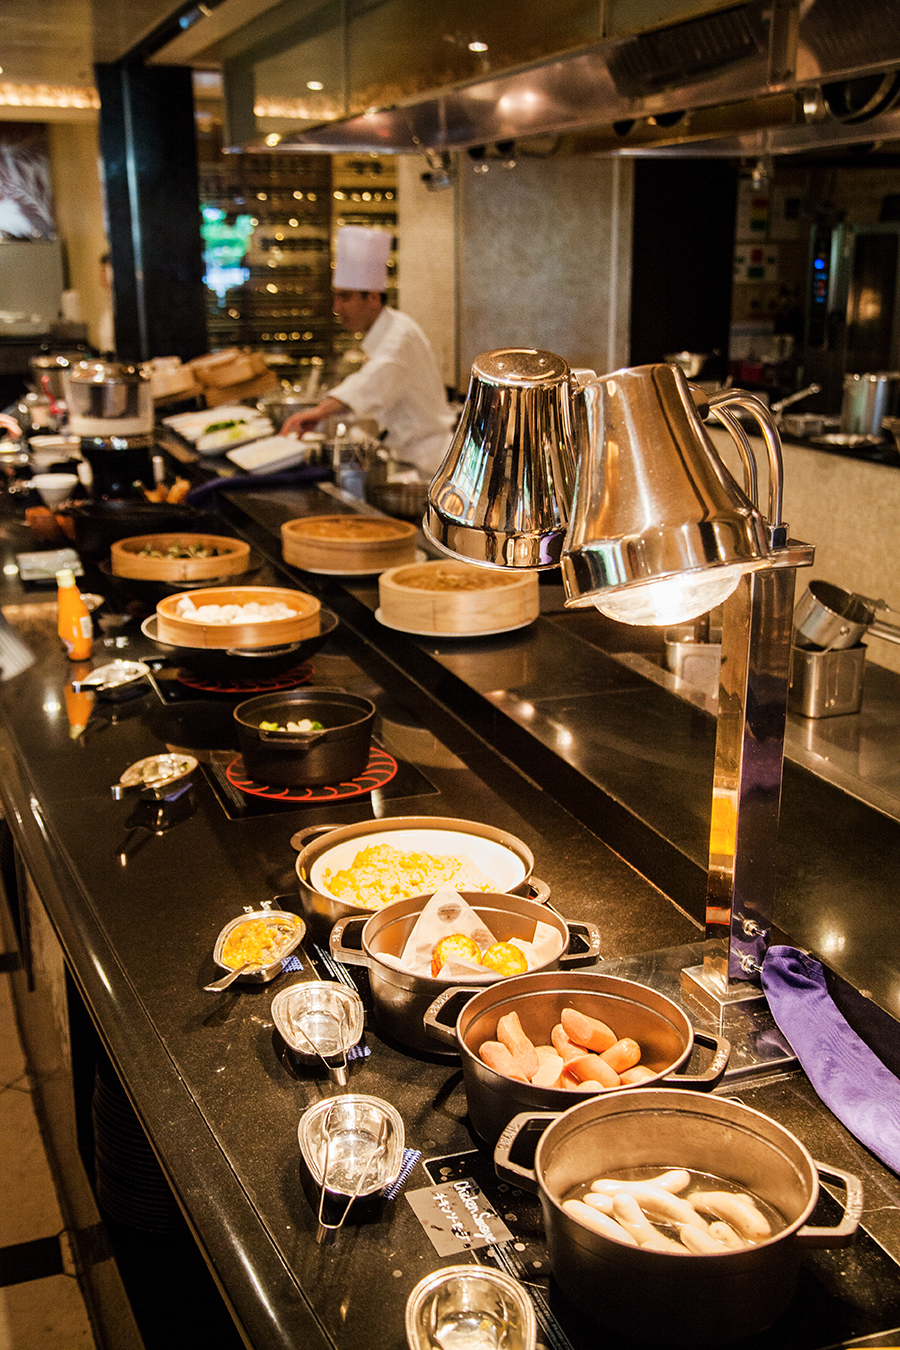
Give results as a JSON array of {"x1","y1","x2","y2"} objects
[
  {"x1": 30, "y1": 472, "x2": 79, "y2": 508},
  {"x1": 28, "y1": 435, "x2": 81, "y2": 469}
]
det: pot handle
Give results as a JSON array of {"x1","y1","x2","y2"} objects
[
  {"x1": 793, "y1": 1162, "x2": 864, "y2": 1249},
  {"x1": 661, "y1": 1030, "x2": 731, "y2": 1090},
  {"x1": 522, "y1": 877, "x2": 551, "y2": 904},
  {"x1": 493, "y1": 1111, "x2": 561, "y2": 1190},
  {"x1": 559, "y1": 919, "x2": 602, "y2": 967},
  {"x1": 328, "y1": 915, "x2": 369, "y2": 968},
  {"x1": 258, "y1": 726, "x2": 327, "y2": 747},
  {"x1": 290, "y1": 822, "x2": 342, "y2": 852},
  {"x1": 422, "y1": 985, "x2": 477, "y2": 1046}
]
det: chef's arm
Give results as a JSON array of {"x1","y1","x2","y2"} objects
[{"x1": 281, "y1": 395, "x2": 350, "y2": 437}]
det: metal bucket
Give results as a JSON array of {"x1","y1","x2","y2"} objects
[{"x1": 840, "y1": 372, "x2": 900, "y2": 436}]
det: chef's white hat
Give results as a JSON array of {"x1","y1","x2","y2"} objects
[{"x1": 333, "y1": 225, "x2": 391, "y2": 292}]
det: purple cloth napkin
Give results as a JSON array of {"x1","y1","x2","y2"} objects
[{"x1": 761, "y1": 944, "x2": 900, "y2": 1174}]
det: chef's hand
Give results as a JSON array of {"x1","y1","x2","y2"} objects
[{"x1": 281, "y1": 396, "x2": 349, "y2": 438}]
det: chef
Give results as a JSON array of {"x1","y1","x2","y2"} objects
[{"x1": 280, "y1": 225, "x2": 455, "y2": 476}]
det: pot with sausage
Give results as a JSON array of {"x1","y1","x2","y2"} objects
[
  {"x1": 422, "y1": 970, "x2": 730, "y2": 1144},
  {"x1": 494, "y1": 1088, "x2": 862, "y2": 1346}
]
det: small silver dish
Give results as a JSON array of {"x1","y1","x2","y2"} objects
[
  {"x1": 298, "y1": 1094, "x2": 404, "y2": 1242},
  {"x1": 212, "y1": 906, "x2": 306, "y2": 984},
  {"x1": 71, "y1": 659, "x2": 151, "y2": 699},
  {"x1": 405, "y1": 1264, "x2": 537, "y2": 1350},
  {"x1": 112, "y1": 752, "x2": 197, "y2": 800},
  {"x1": 271, "y1": 980, "x2": 364, "y2": 1085}
]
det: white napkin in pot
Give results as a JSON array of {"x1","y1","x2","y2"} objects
[{"x1": 377, "y1": 884, "x2": 562, "y2": 981}]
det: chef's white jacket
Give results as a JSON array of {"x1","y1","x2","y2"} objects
[{"x1": 328, "y1": 307, "x2": 455, "y2": 474}]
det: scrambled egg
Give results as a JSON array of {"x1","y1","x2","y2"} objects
[{"x1": 323, "y1": 843, "x2": 496, "y2": 910}]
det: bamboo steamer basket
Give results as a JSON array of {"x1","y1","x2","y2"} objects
[
  {"x1": 281, "y1": 514, "x2": 418, "y2": 573},
  {"x1": 379, "y1": 560, "x2": 539, "y2": 635},
  {"x1": 156, "y1": 586, "x2": 320, "y2": 649},
  {"x1": 188, "y1": 347, "x2": 267, "y2": 388},
  {"x1": 111, "y1": 533, "x2": 251, "y2": 584}
]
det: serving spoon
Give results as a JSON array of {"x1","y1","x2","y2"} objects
[{"x1": 204, "y1": 962, "x2": 252, "y2": 992}]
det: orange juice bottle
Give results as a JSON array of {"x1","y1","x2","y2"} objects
[{"x1": 56, "y1": 568, "x2": 93, "y2": 660}]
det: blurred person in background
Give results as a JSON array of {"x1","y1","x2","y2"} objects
[{"x1": 281, "y1": 225, "x2": 454, "y2": 477}]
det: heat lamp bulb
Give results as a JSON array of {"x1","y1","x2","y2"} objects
[{"x1": 591, "y1": 565, "x2": 746, "y2": 627}]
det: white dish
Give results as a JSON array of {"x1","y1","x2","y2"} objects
[
  {"x1": 163, "y1": 404, "x2": 258, "y2": 434},
  {"x1": 308, "y1": 825, "x2": 528, "y2": 896},
  {"x1": 374, "y1": 607, "x2": 535, "y2": 638},
  {"x1": 307, "y1": 547, "x2": 427, "y2": 578},
  {"x1": 226, "y1": 436, "x2": 311, "y2": 474}
]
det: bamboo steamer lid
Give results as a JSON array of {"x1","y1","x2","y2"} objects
[
  {"x1": 281, "y1": 514, "x2": 417, "y2": 572},
  {"x1": 156, "y1": 586, "x2": 320, "y2": 649},
  {"x1": 111, "y1": 533, "x2": 251, "y2": 583},
  {"x1": 379, "y1": 560, "x2": 539, "y2": 635}
]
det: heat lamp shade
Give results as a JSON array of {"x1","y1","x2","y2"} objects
[
  {"x1": 424, "y1": 348, "x2": 578, "y2": 570},
  {"x1": 560, "y1": 365, "x2": 771, "y2": 624}
]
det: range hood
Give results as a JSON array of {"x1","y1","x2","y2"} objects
[{"x1": 161, "y1": 0, "x2": 900, "y2": 158}]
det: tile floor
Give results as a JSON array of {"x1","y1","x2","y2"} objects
[{"x1": 0, "y1": 963, "x2": 97, "y2": 1350}]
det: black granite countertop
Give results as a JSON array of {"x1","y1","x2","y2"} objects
[{"x1": 2, "y1": 477, "x2": 900, "y2": 1350}]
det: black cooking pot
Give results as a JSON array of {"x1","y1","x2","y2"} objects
[
  {"x1": 423, "y1": 970, "x2": 730, "y2": 1144},
  {"x1": 494, "y1": 1089, "x2": 862, "y2": 1346},
  {"x1": 330, "y1": 890, "x2": 598, "y2": 1055},
  {"x1": 233, "y1": 687, "x2": 376, "y2": 785}
]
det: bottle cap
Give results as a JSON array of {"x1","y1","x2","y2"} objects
[{"x1": 56, "y1": 568, "x2": 75, "y2": 586}]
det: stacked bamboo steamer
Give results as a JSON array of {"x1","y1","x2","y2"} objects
[{"x1": 378, "y1": 560, "x2": 539, "y2": 635}]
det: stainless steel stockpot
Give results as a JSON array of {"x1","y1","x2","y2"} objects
[
  {"x1": 423, "y1": 971, "x2": 730, "y2": 1143},
  {"x1": 329, "y1": 890, "x2": 599, "y2": 1055},
  {"x1": 291, "y1": 816, "x2": 543, "y2": 943},
  {"x1": 494, "y1": 1088, "x2": 862, "y2": 1347}
]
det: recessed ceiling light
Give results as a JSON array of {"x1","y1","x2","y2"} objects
[
  {"x1": 307, "y1": 80, "x2": 324, "y2": 91},
  {"x1": 468, "y1": 41, "x2": 488, "y2": 53}
]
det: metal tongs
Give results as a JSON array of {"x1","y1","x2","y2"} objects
[
  {"x1": 315, "y1": 1105, "x2": 388, "y2": 1244},
  {"x1": 291, "y1": 1000, "x2": 353, "y2": 1086}
]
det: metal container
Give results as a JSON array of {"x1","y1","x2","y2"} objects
[
  {"x1": 493, "y1": 1089, "x2": 862, "y2": 1347},
  {"x1": 292, "y1": 816, "x2": 543, "y2": 944},
  {"x1": 788, "y1": 643, "x2": 866, "y2": 718},
  {"x1": 233, "y1": 688, "x2": 376, "y2": 786},
  {"x1": 256, "y1": 385, "x2": 318, "y2": 429},
  {"x1": 840, "y1": 371, "x2": 900, "y2": 437},
  {"x1": 298, "y1": 1094, "x2": 405, "y2": 1242},
  {"x1": 405, "y1": 1265, "x2": 537, "y2": 1350},
  {"x1": 793, "y1": 579, "x2": 876, "y2": 650},
  {"x1": 30, "y1": 352, "x2": 80, "y2": 401},
  {"x1": 270, "y1": 979, "x2": 364, "y2": 1085},
  {"x1": 330, "y1": 890, "x2": 599, "y2": 1054},
  {"x1": 211, "y1": 907, "x2": 306, "y2": 984},
  {"x1": 422, "y1": 971, "x2": 730, "y2": 1144},
  {"x1": 142, "y1": 607, "x2": 339, "y2": 680},
  {"x1": 63, "y1": 360, "x2": 154, "y2": 437}
]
